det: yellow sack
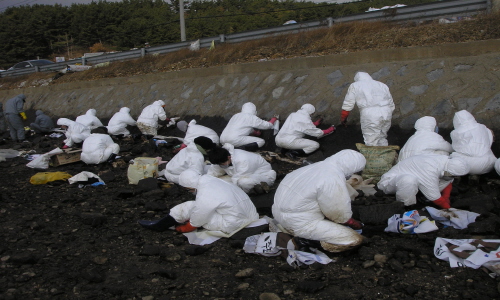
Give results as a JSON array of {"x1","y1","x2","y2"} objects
[
  {"x1": 30, "y1": 172, "x2": 72, "y2": 185},
  {"x1": 356, "y1": 143, "x2": 399, "y2": 184}
]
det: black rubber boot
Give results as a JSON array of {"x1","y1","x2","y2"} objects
[
  {"x1": 292, "y1": 236, "x2": 322, "y2": 252},
  {"x1": 107, "y1": 153, "x2": 117, "y2": 163},
  {"x1": 138, "y1": 215, "x2": 179, "y2": 232},
  {"x1": 285, "y1": 149, "x2": 306, "y2": 159},
  {"x1": 237, "y1": 142, "x2": 259, "y2": 152}
]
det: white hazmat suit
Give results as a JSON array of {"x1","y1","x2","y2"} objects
[
  {"x1": 378, "y1": 155, "x2": 470, "y2": 207},
  {"x1": 137, "y1": 100, "x2": 167, "y2": 136},
  {"x1": 450, "y1": 110, "x2": 496, "y2": 175},
  {"x1": 169, "y1": 170, "x2": 259, "y2": 235},
  {"x1": 163, "y1": 142, "x2": 206, "y2": 184},
  {"x1": 220, "y1": 102, "x2": 274, "y2": 148},
  {"x1": 182, "y1": 119, "x2": 219, "y2": 145},
  {"x1": 341, "y1": 72, "x2": 395, "y2": 146},
  {"x1": 495, "y1": 158, "x2": 500, "y2": 177},
  {"x1": 275, "y1": 104, "x2": 326, "y2": 154},
  {"x1": 272, "y1": 150, "x2": 366, "y2": 253},
  {"x1": 75, "y1": 109, "x2": 103, "y2": 130},
  {"x1": 398, "y1": 116, "x2": 453, "y2": 162},
  {"x1": 81, "y1": 134, "x2": 120, "y2": 164},
  {"x1": 209, "y1": 143, "x2": 276, "y2": 193},
  {"x1": 107, "y1": 107, "x2": 136, "y2": 136},
  {"x1": 57, "y1": 118, "x2": 91, "y2": 147}
]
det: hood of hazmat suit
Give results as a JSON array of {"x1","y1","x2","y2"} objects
[
  {"x1": 75, "y1": 108, "x2": 103, "y2": 129},
  {"x1": 398, "y1": 116, "x2": 453, "y2": 162},
  {"x1": 137, "y1": 100, "x2": 167, "y2": 128},
  {"x1": 272, "y1": 150, "x2": 366, "y2": 239},
  {"x1": 276, "y1": 103, "x2": 324, "y2": 146},
  {"x1": 220, "y1": 102, "x2": 273, "y2": 146},
  {"x1": 107, "y1": 107, "x2": 136, "y2": 135},
  {"x1": 176, "y1": 170, "x2": 259, "y2": 234},
  {"x1": 378, "y1": 155, "x2": 469, "y2": 205},
  {"x1": 81, "y1": 133, "x2": 120, "y2": 164},
  {"x1": 165, "y1": 142, "x2": 206, "y2": 181},
  {"x1": 5, "y1": 94, "x2": 26, "y2": 114},
  {"x1": 183, "y1": 120, "x2": 220, "y2": 146}
]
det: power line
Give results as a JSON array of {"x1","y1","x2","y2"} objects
[{"x1": 0, "y1": 0, "x2": 39, "y2": 12}]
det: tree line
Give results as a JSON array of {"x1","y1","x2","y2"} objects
[{"x1": 0, "y1": 0, "x2": 436, "y2": 69}]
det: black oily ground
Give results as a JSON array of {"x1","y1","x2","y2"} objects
[{"x1": 0, "y1": 119, "x2": 499, "y2": 300}]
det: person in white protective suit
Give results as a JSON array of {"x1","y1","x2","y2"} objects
[
  {"x1": 81, "y1": 129, "x2": 120, "y2": 164},
  {"x1": 174, "y1": 119, "x2": 220, "y2": 153},
  {"x1": 207, "y1": 143, "x2": 276, "y2": 194},
  {"x1": 136, "y1": 100, "x2": 168, "y2": 137},
  {"x1": 138, "y1": 169, "x2": 259, "y2": 234},
  {"x1": 378, "y1": 155, "x2": 470, "y2": 209},
  {"x1": 272, "y1": 150, "x2": 366, "y2": 253},
  {"x1": 162, "y1": 136, "x2": 215, "y2": 185},
  {"x1": 56, "y1": 118, "x2": 91, "y2": 148},
  {"x1": 449, "y1": 110, "x2": 496, "y2": 175},
  {"x1": 107, "y1": 107, "x2": 137, "y2": 136},
  {"x1": 340, "y1": 72, "x2": 395, "y2": 146},
  {"x1": 75, "y1": 108, "x2": 103, "y2": 130},
  {"x1": 398, "y1": 116, "x2": 453, "y2": 162},
  {"x1": 220, "y1": 102, "x2": 278, "y2": 152},
  {"x1": 275, "y1": 103, "x2": 335, "y2": 159}
]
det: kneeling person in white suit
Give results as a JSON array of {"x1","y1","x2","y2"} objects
[
  {"x1": 81, "y1": 128, "x2": 120, "y2": 164},
  {"x1": 208, "y1": 143, "x2": 276, "y2": 194},
  {"x1": 272, "y1": 150, "x2": 366, "y2": 253},
  {"x1": 138, "y1": 169, "x2": 259, "y2": 235}
]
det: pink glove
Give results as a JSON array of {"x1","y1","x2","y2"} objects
[
  {"x1": 62, "y1": 145, "x2": 69, "y2": 149},
  {"x1": 342, "y1": 218, "x2": 363, "y2": 230},
  {"x1": 322, "y1": 126, "x2": 335, "y2": 135},
  {"x1": 175, "y1": 222, "x2": 198, "y2": 233}
]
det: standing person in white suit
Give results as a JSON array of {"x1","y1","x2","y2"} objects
[
  {"x1": 340, "y1": 72, "x2": 395, "y2": 146},
  {"x1": 163, "y1": 136, "x2": 215, "y2": 185},
  {"x1": 208, "y1": 143, "x2": 276, "y2": 194},
  {"x1": 107, "y1": 107, "x2": 136, "y2": 136},
  {"x1": 174, "y1": 119, "x2": 219, "y2": 153},
  {"x1": 378, "y1": 155, "x2": 469, "y2": 209},
  {"x1": 272, "y1": 150, "x2": 366, "y2": 253},
  {"x1": 495, "y1": 158, "x2": 500, "y2": 176},
  {"x1": 449, "y1": 110, "x2": 496, "y2": 175},
  {"x1": 136, "y1": 100, "x2": 168, "y2": 137},
  {"x1": 275, "y1": 103, "x2": 335, "y2": 159},
  {"x1": 138, "y1": 169, "x2": 259, "y2": 235},
  {"x1": 398, "y1": 116, "x2": 453, "y2": 162},
  {"x1": 220, "y1": 102, "x2": 278, "y2": 152},
  {"x1": 56, "y1": 118, "x2": 91, "y2": 149},
  {"x1": 80, "y1": 128, "x2": 120, "y2": 164},
  {"x1": 76, "y1": 109, "x2": 103, "y2": 130}
]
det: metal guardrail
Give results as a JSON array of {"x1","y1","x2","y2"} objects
[{"x1": 0, "y1": 0, "x2": 489, "y2": 78}]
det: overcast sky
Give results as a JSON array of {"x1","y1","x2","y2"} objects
[{"x1": 0, "y1": 0, "x2": 355, "y2": 12}]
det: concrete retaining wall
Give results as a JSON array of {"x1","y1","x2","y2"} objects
[{"x1": 1, "y1": 39, "x2": 500, "y2": 131}]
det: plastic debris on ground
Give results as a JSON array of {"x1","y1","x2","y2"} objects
[
  {"x1": 68, "y1": 171, "x2": 105, "y2": 188},
  {"x1": 183, "y1": 218, "x2": 269, "y2": 246},
  {"x1": 434, "y1": 238, "x2": 500, "y2": 277},
  {"x1": 30, "y1": 172, "x2": 72, "y2": 185},
  {"x1": 26, "y1": 148, "x2": 64, "y2": 169},
  {"x1": 385, "y1": 209, "x2": 438, "y2": 234},
  {"x1": 49, "y1": 132, "x2": 64, "y2": 138},
  {"x1": 0, "y1": 149, "x2": 20, "y2": 161},
  {"x1": 425, "y1": 207, "x2": 480, "y2": 229}
]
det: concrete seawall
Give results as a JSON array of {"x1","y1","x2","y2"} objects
[{"x1": 1, "y1": 39, "x2": 500, "y2": 132}]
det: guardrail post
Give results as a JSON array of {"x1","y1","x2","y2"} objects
[
  {"x1": 35, "y1": 66, "x2": 39, "y2": 72},
  {"x1": 82, "y1": 57, "x2": 86, "y2": 66},
  {"x1": 141, "y1": 48, "x2": 146, "y2": 57},
  {"x1": 327, "y1": 17, "x2": 334, "y2": 27},
  {"x1": 220, "y1": 34, "x2": 226, "y2": 43}
]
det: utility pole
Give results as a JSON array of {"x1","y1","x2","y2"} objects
[{"x1": 180, "y1": 0, "x2": 186, "y2": 41}]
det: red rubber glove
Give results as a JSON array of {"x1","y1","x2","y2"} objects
[
  {"x1": 269, "y1": 117, "x2": 278, "y2": 125},
  {"x1": 62, "y1": 145, "x2": 69, "y2": 149},
  {"x1": 250, "y1": 130, "x2": 261, "y2": 137},
  {"x1": 433, "y1": 183, "x2": 453, "y2": 209},
  {"x1": 340, "y1": 110, "x2": 350, "y2": 126},
  {"x1": 175, "y1": 222, "x2": 198, "y2": 233},
  {"x1": 313, "y1": 118, "x2": 323, "y2": 126},
  {"x1": 173, "y1": 143, "x2": 187, "y2": 154},
  {"x1": 322, "y1": 126, "x2": 335, "y2": 135},
  {"x1": 342, "y1": 218, "x2": 363, "y2": 230}
]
